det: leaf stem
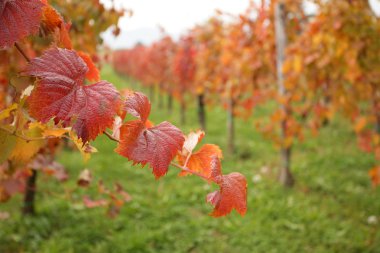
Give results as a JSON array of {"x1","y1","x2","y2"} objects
[
  {"x1": 184, "y1": 151, "x2": 192, "y2": 168},
  {"x1": 0, "y1": 126, "x2": 68, "y2": 142},
  {"x1": 103, "y1": 131, "x2": 120, "y2": 143},
  {"x1": 101, "y1": 131, "x2": 209, "y2": 181},
  {"x1": 170, "y1": 162, "x2": 210, "y2": 181},
  {"x1": 15, "y1": 42, "x2": 31, "y2": 63}
]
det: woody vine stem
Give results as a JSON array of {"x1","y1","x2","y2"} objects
[{"x1": 103, "y1": 131, "x2": 210, "y2": 181}]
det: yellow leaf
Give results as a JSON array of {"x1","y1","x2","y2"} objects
[
  {"x1": 293, "y1": 55, "x2": 302, "y2": 74},
  {"x1": 9, "y1": 125, "x2": 45, "y2": 165},
  {"x1": 283, "y1": 136, "x2": 293, "y2": 148},
  {"x1": 28, "y1": 122, "x2": 46, "y2": 131},
  {"x1": 0, "y1": 129, "x2": 17, "y2": 163},
  {"x1": 69, "y1": 132, "x2": 97, "y2": 162},
  {"x1": 28, "y1": 122, "x2": 70, "y2": 138},
  {"x1": 0, "y1": 104, "x2": 17, "y2": 121},
  {"x1": 312, "y1": 34, "x2": 323, "y2": 46},
  {"x1": 282, "y1": 60, "x2": 292, "y2": 74},
  {"x1": 43, "y1": 128, "x2": 70, "y2": 138}
]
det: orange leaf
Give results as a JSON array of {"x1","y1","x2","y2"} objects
[
  {"x1": 178, "y1": 144, "x2": 222, "y2": 177},
  {"x1": 58, "y1": 22, "x2": 72, "y2": 49},
  {"x1": 354, "y1": 117, "x2": 367, "y2": 133},
  {"x1": 41, "y1": 2, "x2": 72, "y2": 49},
  {"x1": 41, "y1": 3, "x2": 62, "y2": 32},
  {"x1": 78, "y1": 51, "x2": 100, "y2": 82},
  {"x1": 369, "y1": 166, "x2": 380, "y2": 187}
]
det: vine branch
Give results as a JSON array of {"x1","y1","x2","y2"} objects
[
  {"x1": 102, "y1": 131, "x2": 210, "y2": 181},
  {"x1": 15, "y1": 42, "x2": 31, "y2": 63},
  {"x1": 170, "y1": 162, "x2": 210, "y2": 181},
  {"x1": 0, "y1": 126, "x2": 69, "y2": 142},
  {"x1": 103, "y1": 131, "x2": 119, "y2": 142}
]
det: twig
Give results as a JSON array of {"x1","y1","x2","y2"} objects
[
  {"x1": 15, "y1": 42, "x2": 31, "y2": 62},
  {"x1": 0, "y1": 126, "x2": 69, "y2": 142},
  {"x1": 103, "y1": 131, "x2": 120, "y2": 143},
  {"x1": 0, "y1": 126, "x2": 42, "y2": 142},
  {"x1": 103, "y1": 131, "x2": 209, "y2": 182},
  {"x1": 170, "y1": 162, "x2": 210, "y2": 181},
  {"x1": 184, "y1": 151, "x2": 192, "y2": 168}
]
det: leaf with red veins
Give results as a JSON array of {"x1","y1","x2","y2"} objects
[
  {"x1": 210, "y1": 155, "x2": 222, "y2": 179},
  {"x1": 206, "y1": 156, "x2": 247, "y2": 217},
  {"x1": 0, "y1": 0, "x2": 44, "y2": 48},
  {"x1": 124, "y1": 92, "x2": 151, "y2": 122},
  {"x1": 25, "y1": 48, "x2": 121, "y2": 143},
  {"x1": 115, "y1": 120, "x2": 185, "y2": 179},
  {"x1": 207, "y1": 172, "x2": 247, "y2": 217},
  {"x1": 178, "y1": 144, "x2": 222, "y2": 177}
]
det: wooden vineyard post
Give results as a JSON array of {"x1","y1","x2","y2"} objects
[
  {"x1": 226, "y1": 82, "x2": 235, "y2": 154},
  {"x1": 198, "y1": 93, "x2": 206, "y2": 130},
  {"x1": 275, "y1": 2, "x2": 294, "y2": 187}
]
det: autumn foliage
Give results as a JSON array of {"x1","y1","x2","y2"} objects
[
  {"x1": 113, "y1": 0, "x2": 380, "y2": 188},
  {"x1": 0, "y1": 0, "x2": 247, "y2": 217}
]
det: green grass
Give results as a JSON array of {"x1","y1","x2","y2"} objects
[{"x1": 0, "y1": 65, "x2": 379, "y2": 253}]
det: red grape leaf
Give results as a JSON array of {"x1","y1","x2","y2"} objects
[
  {"x1": 210, "y1": 155, "x2": 222, "y2": 179},
  {"x1": 115, "y1": 120, "x2": 185, "y2": 179},
  {"x1": 358, "y1": 131, "x2": 373, "y2": 153},
  {"x1": 83, "y1": 196, "x2": 108, "y2": 208},
  {"x1": 115, "y1": 183, "x2": 132, "y2": 202},
  {"x1": 25, "y1": 47, "x2": 121, "y2": 143},
  {"x1": 1, "y1": 178, "x2": 25, "y2": 197},
  {"x1": 207, "y1": 156, "x2": 247, "y2": 217},
  {"x1": 178, "y1": 144, "x2": 222, "y2": 177},
  {"x1": 124, "y1": 91, "x2": 151, "y2": 122},
  {"x1": 0, "y1": 0, "x2": 44, "y2": 48}
]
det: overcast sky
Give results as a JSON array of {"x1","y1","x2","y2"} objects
[{"x1": 101, "y1": 0, "x2": 380, "y2": 49}]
